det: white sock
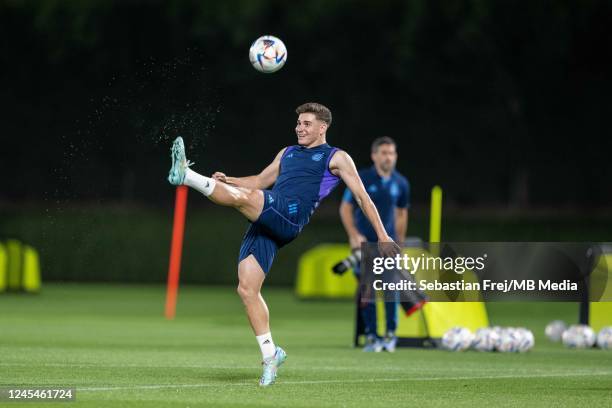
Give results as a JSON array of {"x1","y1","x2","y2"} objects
[
  {"x1": 184, "y1": 168, "x2": 216, "y2": 196},
  {"x1": 256, "y1": 332, "x2": 276, "y2": 360}
]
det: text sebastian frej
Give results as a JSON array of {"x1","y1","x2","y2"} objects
[{"x1": 370, "y1": 254, "x2": 578, "y2": 292}]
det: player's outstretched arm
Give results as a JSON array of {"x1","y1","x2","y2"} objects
[
  {"x1": 331, "y1": 151, "x2": 396, "y2": 247},
  {"x1": 339, "y1": 199, "x2": 366, "y2": 249},
  {"x1": 212, "y1": 148, "x2": 286, "y2": 190}
]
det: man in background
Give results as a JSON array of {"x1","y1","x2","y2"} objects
[{"x1": 339, "y1": 137, "x2": 410, "y2": 352}]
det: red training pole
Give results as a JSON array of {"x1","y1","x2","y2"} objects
[{"x1": 165, "y1": 185, "x2": 188, "y2": 320}]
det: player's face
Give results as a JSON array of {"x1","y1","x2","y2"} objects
[
  {"x1": 295, "y1": 113, "x2": 327, "y2": 146},
  {"x1": 371, "y1": 143, "x2": 397, "y2": 173}
]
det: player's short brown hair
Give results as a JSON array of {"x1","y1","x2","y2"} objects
[
  {"x1": 295, "y1": 102, "x2": 332, "y2": 127},
  {"x1": 371, "y1": 136, "x2": 396, "y2": 152}
]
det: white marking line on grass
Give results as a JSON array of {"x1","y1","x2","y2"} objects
[
  {"x1": 79, "y1": 371, "x2": 612, "y2": 392},
  {"x1": 0, "y1": 363, "x2": 545, "y2": 373}
]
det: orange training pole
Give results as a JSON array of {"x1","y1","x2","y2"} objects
[{"x1": 165, "y1": 185, "x2": 188, "y2": 319}]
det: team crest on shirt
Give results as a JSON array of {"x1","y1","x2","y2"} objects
[
  {"x1": 368, "y1": 184, "x2": 378, "y2": 193},
  {"x1": 390, "y1": 182, "x2": 399, "y2": 197},
  {"x1": 311, "y1": 153, "x2": 324, "y2": 161}
]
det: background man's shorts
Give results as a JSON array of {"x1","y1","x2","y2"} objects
[{"x1": 238, "y1": 190, "x2": 304, "y2": 273}]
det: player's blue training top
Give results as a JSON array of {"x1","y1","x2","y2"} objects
[
  {"x1": 272, "y1": 143, "x2": 341, "y2": 224},
  {"x1": 342, "y1": 165, "x2": 410, "y2": 242}
]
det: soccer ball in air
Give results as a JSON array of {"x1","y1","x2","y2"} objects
[
  {"x1": 472, "y1": 328, "x2": 499, "y2": 352},
  {"x1": 441, "y1": 327, "x2": 473, "y2": 351},
  {"x1": 596, "y1": 327, "x2": 612, "y2": 350},
  {"x1": 545, "y1": 320, "x2": 567, "y2": 342},
  {"x1": 562, "y1": 324, "x2": 596, "y2": 349},
  {"x1": 249, "y1": 35, "x2": 287, "y2": 73}
]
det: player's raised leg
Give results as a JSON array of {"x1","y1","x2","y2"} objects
[
  {"x1": 237, "y1": 255, "x2": 287, "y2": 386},
  {"x1": 167, "y1": 137, "x2": 264, "y2": 221}
]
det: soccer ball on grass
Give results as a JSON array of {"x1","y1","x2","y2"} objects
[
  {"x1": 545, "y1": 320, "x2": 567, "y2": 342},
  {"x1": 472, "y1": 328, "x2": 499, "y2": 352},
  {"x1": 441, "y1": 327, "x2": 473, "y2": 351},
  {"x1": 562, "y1": 324, "x2": 596, "y2": 349},
  {"x1": 596, "y1": 326, "x2": 612, "y2": 350}
]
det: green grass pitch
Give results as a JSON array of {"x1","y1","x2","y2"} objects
[{"x1": 1, "y1": 284, "x2": 611, "y2": 407}]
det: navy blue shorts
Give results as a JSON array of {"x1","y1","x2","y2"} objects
[{"x1": 238, "y1": 190, "x2": 304, "y2": 273}]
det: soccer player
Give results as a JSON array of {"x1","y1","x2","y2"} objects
[
  {"x1": 167, "y1": 103, "x2": 398, "y2": 386},
  {"x1": 339, "y1": 137, "x2": 410, "y2": 352}
]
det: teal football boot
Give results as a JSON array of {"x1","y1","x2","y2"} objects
[
  {"x1": 259, "y1": 346, "x2": 287, "y2": 387},
  {"x1": 167, "y1": 136, "x2": 193, "y2": 185}
]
